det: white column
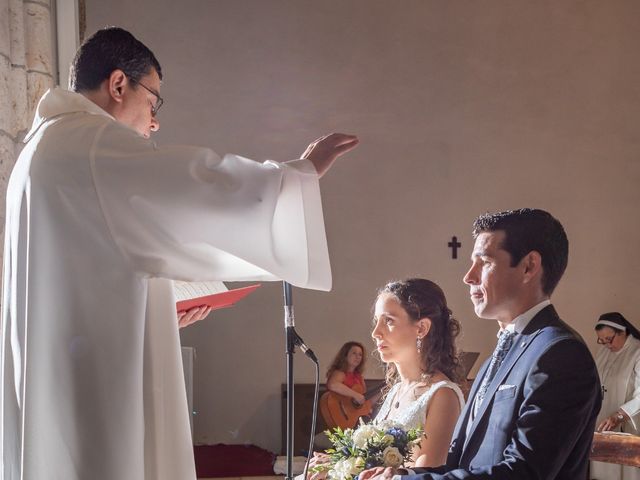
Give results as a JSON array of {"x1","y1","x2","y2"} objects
[
  {"x1": 56, "y1": 0, "x2": 80, "y2": 90},
  {"x1": 0, "y1": 0, "x2": 55, "y2": 278}
]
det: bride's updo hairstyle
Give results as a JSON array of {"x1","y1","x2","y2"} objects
[{"x1": 377, "y1": 278, "x2": 462, "y2": 386}]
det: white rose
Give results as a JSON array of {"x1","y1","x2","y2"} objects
[
  {"x1": 352, "y1": 424, "x2": 377, "y2": 448},
  {"x1": 328, "y1": 460, "x2": 347, "y2": 480},
  {"x1": 328, "y1": 458, "x2": 364, "y2": 480},
  {"x1": 330, "y1": 464, "x2": 343, "y2": 480},
  {"x1": 382, "y1": 446, "x2": 403, "y2": 468},
  {"x1": 346, "y1": 457, "x2": 365, "y2": 476}
]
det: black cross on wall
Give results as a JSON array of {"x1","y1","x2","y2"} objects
[{"x1": 448, "y1": 236, "x2": 461, "y2": 259}]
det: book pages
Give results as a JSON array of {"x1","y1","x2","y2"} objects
[{"x1": 173, "y1": 281, "x2": 227, "y2": 302}]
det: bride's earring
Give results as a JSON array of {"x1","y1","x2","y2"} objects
[{"x1": 416, "y1": 336, "x2": 422, "y2": 354}]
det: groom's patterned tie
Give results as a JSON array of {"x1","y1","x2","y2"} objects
[{"x1": 473, "y1": 329, "x2": 515, "y2": 417}]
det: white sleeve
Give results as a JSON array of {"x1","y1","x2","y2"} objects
[
  {"x1": 90, "y1": 122, "x2": 331, "y2": 290},
  {"x1": 620, "y1": 353, "x2": 640, "y2": 430}
]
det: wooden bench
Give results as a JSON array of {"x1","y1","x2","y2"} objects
[{"x1": 590, "y1": 432, "x2": 640, "y2": 468}]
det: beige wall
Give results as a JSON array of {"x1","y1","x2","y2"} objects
[{"x1": 85, "y1": 0, "x2": 640, "y2": 452}]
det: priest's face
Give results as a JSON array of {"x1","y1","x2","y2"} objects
[
  {"x1": 464, "y1": 231, "x2": 525, "y2": 324},
  {"x1": 116, "y1": 68, "x2": 161, "y2": 138}
]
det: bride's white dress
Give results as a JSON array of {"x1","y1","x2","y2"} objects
[{"x1": 374, "y1": 380, "x2": 465, "y2": 430}]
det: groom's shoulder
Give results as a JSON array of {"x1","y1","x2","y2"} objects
[
  {"x1": 530, "y1": 306, "x2": 586, "y2": 345},
  {"x1": 524, "y1": 308, "x2": 594, "y2": 368}
]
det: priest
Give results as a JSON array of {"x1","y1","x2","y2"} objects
[{"x1": 0, "y1": 27, "x2": 358, "y2": 480}]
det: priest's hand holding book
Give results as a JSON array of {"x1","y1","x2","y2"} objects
[
  {"x1": 178, "y1": 305, "x2": 212, "y2": 328},
  {"x1": 174, "y1": 281, "x2": 261, "y2": 329}
]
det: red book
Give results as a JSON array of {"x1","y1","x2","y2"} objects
[{"x1": 176, "y1": 283, "x2": 261, "y2": 312}]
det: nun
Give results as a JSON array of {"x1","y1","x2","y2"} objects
[{"x1": 591, "y1": 312, "x2": 640, "y2": 480}]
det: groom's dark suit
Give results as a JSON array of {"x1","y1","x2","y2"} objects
[{"x1": 404, "y1": 305, "x2": 601, "y2": 479}]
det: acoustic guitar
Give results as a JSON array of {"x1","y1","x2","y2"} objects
[{"x1": 320, "y1": 383, "x2": 384, "y2": 429}]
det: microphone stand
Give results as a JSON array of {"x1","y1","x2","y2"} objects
[{"x1": 283, "y1": 281, "x2": 317, "y2": 480}]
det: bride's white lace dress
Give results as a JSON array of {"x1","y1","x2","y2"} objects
[{"x1": 374, "y1": 380, "x2": 465, "y2": 430}]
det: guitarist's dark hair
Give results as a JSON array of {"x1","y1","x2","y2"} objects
[
  {"x1": 376, "y1": 278, "x2": 463, "y2": 389},
  {"x1": 326, "y1": 341, "x2": 367, "y2": 379}
]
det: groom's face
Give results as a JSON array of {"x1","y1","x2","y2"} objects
[{"x1": 464, "y1": 230, "x2": 525, "y2": 324}]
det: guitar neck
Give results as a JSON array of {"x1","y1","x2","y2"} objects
[{"x1": 363, "y1": 383, "x2": 384, "y2": 401}]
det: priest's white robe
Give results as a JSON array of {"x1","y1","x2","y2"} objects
[{"x1": 1, "y1": 88, "x2": 331, "y2": 480}]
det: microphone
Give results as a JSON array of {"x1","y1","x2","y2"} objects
[{"x1": 290, "y1": 328, "x2": 318, "y2": 362}]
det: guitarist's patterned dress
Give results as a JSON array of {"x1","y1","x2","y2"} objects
[{"x1": 375, "y1": 380, "x2": 465, "y2": 430}]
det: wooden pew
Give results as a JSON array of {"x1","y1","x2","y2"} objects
[{"x1": 590, "y1": 432, "x2": 640, "y2": 468}]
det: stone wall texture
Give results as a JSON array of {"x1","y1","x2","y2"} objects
[{"x1": 0, "y1": 0, "x2": 54, "y2": 273}]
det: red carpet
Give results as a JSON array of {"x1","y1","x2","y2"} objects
[{"x1": 194, "y1": 444, "x2": 276, "y2": 478}]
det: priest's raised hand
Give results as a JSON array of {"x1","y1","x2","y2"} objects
[{"x1": 301, "y1": 133, "x2": 359, "y2": 177}]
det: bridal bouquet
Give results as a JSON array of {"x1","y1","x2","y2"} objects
[{"x1": 313, "y1": 420, "x2": 423, "y2": 480}]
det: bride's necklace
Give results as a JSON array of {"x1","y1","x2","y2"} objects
[{"x1": 393, "y1": 374, "x2": 431, "y2": 409}]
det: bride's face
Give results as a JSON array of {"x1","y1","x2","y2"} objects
[{"x1": 372, "y1": 293, "x2": 420, "y2": 364}]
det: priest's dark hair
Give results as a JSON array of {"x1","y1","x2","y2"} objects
[
  {"x1": 596, "y1": 312, "x2": 640, "y2": 340},
  {"x1": 473, "y1": 208, "x2": 568, "y2": 296},
  {"x1": 69, "y1": 27, "x2": 162, "y2": 92}
]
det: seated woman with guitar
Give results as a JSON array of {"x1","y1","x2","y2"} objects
[
  {"x1": 309, "y1": 278, "x2": 464, "y2": 477},
  {"x1": 320, "y1": 341, "x2": 384, "y2": 430},
  {"x1": 326, "y1": 341, "x2": 368, "y2": 406}
]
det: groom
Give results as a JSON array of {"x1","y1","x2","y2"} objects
[{"x1": 362, "y1": 208, "x2": 601, "y2": 480}]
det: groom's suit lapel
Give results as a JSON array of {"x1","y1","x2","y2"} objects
[{"x1": 461, "y1": 305, "x2": 558, "y2": 455}]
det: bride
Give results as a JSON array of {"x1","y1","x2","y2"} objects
[
  {"x1": 310, "y1": 278, "x2": 464, "y2": 478},
  {"x1": 371, "y1": 278, "x2": 464, "y2": 467}
]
